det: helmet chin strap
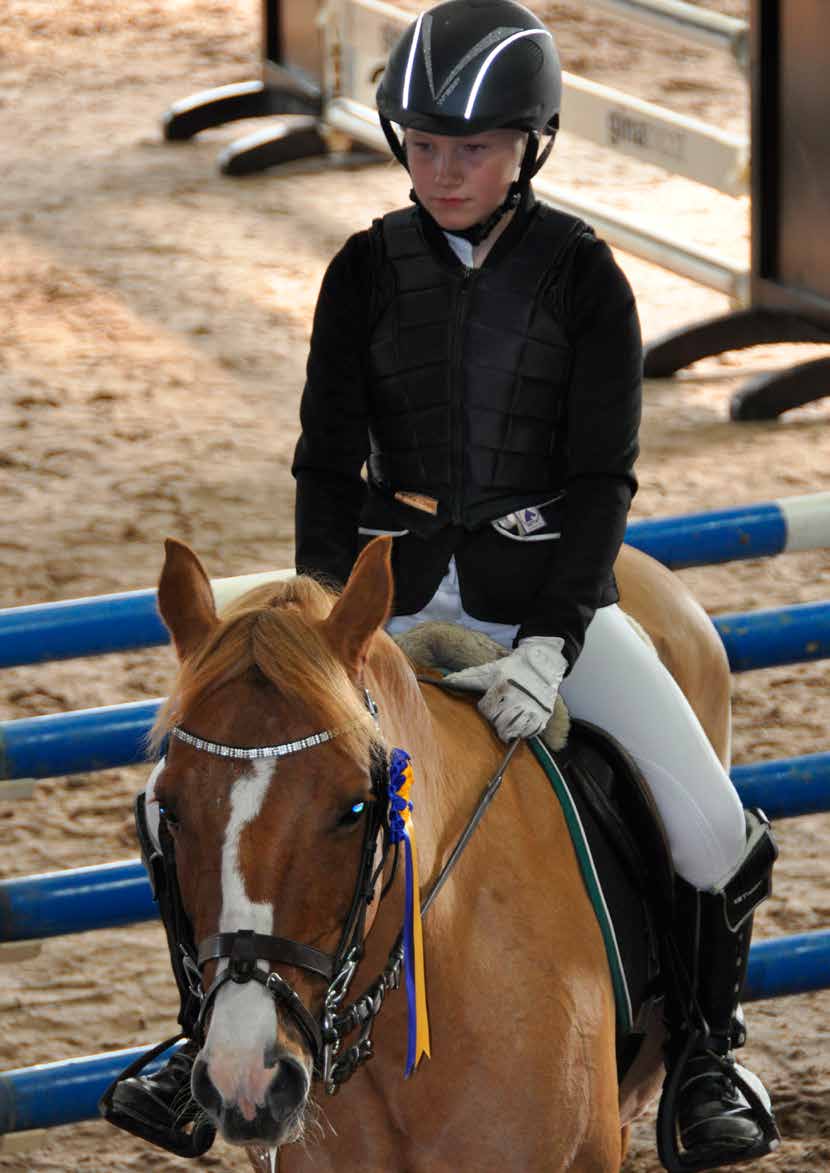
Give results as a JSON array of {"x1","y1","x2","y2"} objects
[
  {"x1": 408, "y1": 129, "x2": 557, "y2": 247},
  {"x1": 410, "y1": 185, "x2": 521, "y2": 246}
]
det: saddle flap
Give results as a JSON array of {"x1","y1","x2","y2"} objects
[{"x1": 560, "y1": 719, "x2": 676, "y2": 920}]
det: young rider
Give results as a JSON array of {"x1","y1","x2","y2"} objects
[{"x1": 105, "y1": 3, "x2": 778, "y2": 1168}]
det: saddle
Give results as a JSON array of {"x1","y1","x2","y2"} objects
[{"x1": 394, "y1": 621, "x2": 676, "y2": 1080}]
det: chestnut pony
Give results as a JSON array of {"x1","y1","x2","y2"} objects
[{"x1": 150, "y1": 535, "x2": 730, "y2": 1172}]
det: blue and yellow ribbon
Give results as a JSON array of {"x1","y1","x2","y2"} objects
[{"x1": 388, "y1": 747, "x2": 431, "y2": 1076}]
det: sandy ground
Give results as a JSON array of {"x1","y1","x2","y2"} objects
[{"x1": 1, "y1": 0, "x2": 829, "y2": 1169}]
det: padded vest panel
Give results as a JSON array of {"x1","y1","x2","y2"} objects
[{"x1": 367, "y1": 204, "x2": 587, "y2": 523}]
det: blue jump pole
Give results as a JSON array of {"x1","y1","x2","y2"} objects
[
  {"x1": 0, "y1": 860, "x2": 156, "y2": 941},
  {"x1": 1, "y1": 697, "x2": 828, "y2": 792},
  {"x1": 743, "y1": 931, "x2": 830, "y2": 1003},
  {"x1": 0, "y1": 699, "x2": 162, "y2": 781},
  {"x1": 1, "y1": 497, "x2": 829, "y2": 668},
  {"x1": 0, "y1": 594, "x2": 825, "y2": 680},
  {"x1": 0, "y1": 604, "x2": 826, "y2": 786},
  {"x1": 3, "y1": 736, "x2": 828, "y2": 943},
  {"x1": 626, "y1": 491, "x2": 830, "y2": 570},
  {"x1": 0, "y1": 1043, "x2": 182, "y2": 1134},
  {"x1": 0, "y1": 591, "x2": 167, "y2": 670},
  {"x1": 0, "y1": 570, "x2": 291, "y2": 669},
  {"x1": 0, "y1": 931, "x2": 826, "y2": 1134},
  {"x1": 712, "y1": 601, "x2": 830, "y2": 672},
  {"x1": 732, "y1": 752, "x2": 830, "y2": 819}
]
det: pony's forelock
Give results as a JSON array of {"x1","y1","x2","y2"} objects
[{"x1": 150, "y1": 575, "x2": 382, "y2": 761}]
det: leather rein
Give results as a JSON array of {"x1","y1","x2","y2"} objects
[{"x1": 167, "y1": 681, "x2": 518, "y2": 1095}]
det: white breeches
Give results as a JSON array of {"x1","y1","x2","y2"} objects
[{"x1": 386, "y1": 559, "x2": 746, "y2": 890}]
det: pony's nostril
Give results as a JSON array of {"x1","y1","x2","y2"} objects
[
  {"x1": 266, "y1": 1057, "x2": 308, "y2": 1116},
  {"x1": 191, "y1": 1056, "x2": 222, "y2": 1116}
]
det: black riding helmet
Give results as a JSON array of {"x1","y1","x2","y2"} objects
[{"x1": 376, "y1": 0, "x2": 562, "y2": 243}]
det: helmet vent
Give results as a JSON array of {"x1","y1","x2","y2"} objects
[{"x1": 434, "y1": 27, "x2": 508, "y2": 104}]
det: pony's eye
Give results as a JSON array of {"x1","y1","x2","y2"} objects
[
  {"x1": 337, "y1": 801, "x2": 367, "y2": 829},
  {"x1": 158, "y1": 803, "x2": 180, "y2": 831}
]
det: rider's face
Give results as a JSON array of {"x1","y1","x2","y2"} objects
[{"x1": 405, "y1": 128, "x2": 526, "y2": 232}]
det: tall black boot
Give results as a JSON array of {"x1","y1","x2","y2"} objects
[
  {"x1": 100, "y1": 793, "x2": 215, "y2": 1158},
  {"x1": 658, "y1": 810, "x2": 780, "y2": 1172}
]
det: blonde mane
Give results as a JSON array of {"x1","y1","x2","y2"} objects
[{"x1": 150, "y1": 575, "x2": 381, "y2": 761}]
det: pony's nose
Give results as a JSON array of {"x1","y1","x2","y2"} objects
[
  {"x1": 191, "y1": 1055, "x2": 221, "y2": 1116},
  {"x1": 192, "y1": 1052, "x2": 309, "y2": 1143},
  {"x1": 266, "y1": 1055, "x2": 308, "y2": 1117}
]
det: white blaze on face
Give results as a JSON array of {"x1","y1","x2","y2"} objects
[{"x1": 202, "y1": 759, "x2": 281, "y2": 1120}]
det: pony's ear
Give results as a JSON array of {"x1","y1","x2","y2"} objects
[
  {"x1": 157, "y1": 538, "x2": 219, "y2": 662},
  {"x1": 323, "y1": 537, "x2": 394, "y2": 677}
]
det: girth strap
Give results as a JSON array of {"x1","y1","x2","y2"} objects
[{"x1": 198, "y1": 930, "x2": 335, "y2": 982}]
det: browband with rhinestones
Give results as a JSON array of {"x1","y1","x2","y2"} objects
[
  {"x1": 168, "y1": 689, "x2": 380, "y2": 761},
  {"x1": 169, "y1": 724, "x2": 359, "y2": 760}
]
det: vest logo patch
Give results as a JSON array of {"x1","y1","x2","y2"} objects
[{"x1": 517, "y1": 507, "x2": 546, "y2": 534}]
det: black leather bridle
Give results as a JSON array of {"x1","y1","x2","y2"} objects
[
  {"x1": 164, "y1": 688, "x2": 403, "y2": 1093},
  {"x1": 130, "y1": 683, "x2": 519, "y2": 1097}
]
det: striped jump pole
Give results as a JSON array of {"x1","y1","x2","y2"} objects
[
  {"x1": 4, "y1": 749, "x2": 828, "y2": 944},
  {"x1": 0, "y1": 929, "x2": 826, "y2": 1136},
  {"x1": 1, "y1": 596, "x2": 825, "y2": 678},
  {"x1": 1, "y1": 697, "x2": 829, "y2": 793},
  {"x1": 1, "y1": 604, "x2": 827, "y2": 787},
  {"x1": 1, "y1": 495, "x2": 828, "y2": 670},
  {"x1": 626, "y1": 491, "x2": 830, "y2": 570}
]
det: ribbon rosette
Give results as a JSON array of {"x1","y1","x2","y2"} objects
[{"x1": 388, "y1": 747, "x2": 431, "y2": 1076}]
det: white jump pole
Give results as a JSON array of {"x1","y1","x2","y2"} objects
[
  {"x1": 325, "y1": 96, "x2": 747, "y2": 300},
  {"x1": 580, "y1": 0, "x2": 748, "y2": 64}
]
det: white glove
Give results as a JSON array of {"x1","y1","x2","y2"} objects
[{"x1": 443, "y1": 636, "x2": 568, "y2": 742}]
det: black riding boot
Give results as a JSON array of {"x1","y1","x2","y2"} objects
[
  {"x1": 658, "y1": 810, "x2": 780, "y2": 1172},
  {"x1": 100, "y1": 793, "x2": 215, "y2": 1158},
  {"x1": 103, "y1": 1038, "x2": 215, "y2": 1159}
]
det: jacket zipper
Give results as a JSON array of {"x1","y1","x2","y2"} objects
[{"x1": 449, "y1": 266, "x2": 474, "y2": 524}]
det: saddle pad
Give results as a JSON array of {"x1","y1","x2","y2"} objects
[
  {"x1": 393, "y1": 621, "x2": 570, "y2": 750},
  {"x1": 529, "y1": 737, "x2": 635, "y2": 1037}
]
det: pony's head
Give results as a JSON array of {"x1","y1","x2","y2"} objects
[{"x1": 148, "y1": 537, "x2": 401, "y2": 1148}]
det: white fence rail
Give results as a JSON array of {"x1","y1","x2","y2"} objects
[{"x1": 323, "y1": 0, "x2": 749, "y2": 296}]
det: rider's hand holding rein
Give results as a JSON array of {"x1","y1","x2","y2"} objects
[{"x1": 443, "y1": 637, "x2": 568, "y2": 741}]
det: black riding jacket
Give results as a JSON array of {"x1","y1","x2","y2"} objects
[{"x1": 293, "y1": 192, "x2": 642, "y2": 668}]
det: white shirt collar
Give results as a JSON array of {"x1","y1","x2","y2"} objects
[{"x1": 443, "y1": 232, "x2": 475, "y2": 268}]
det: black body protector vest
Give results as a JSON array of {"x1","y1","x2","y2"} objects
[{"x1": 366, "y1": 203, "x2": 590, "y2": 529}]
